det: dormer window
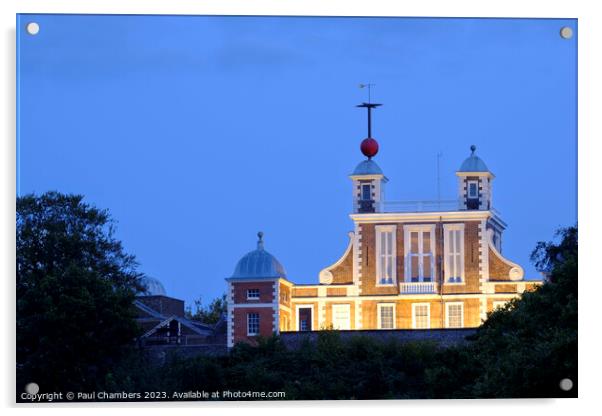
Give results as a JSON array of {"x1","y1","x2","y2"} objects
[{"x1": 247, "y1": 289, "x2": 260, "y2": 300}]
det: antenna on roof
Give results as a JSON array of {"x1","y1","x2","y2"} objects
[{"x1": 437, "y1": 152, "x2": 443, "y2": 209}]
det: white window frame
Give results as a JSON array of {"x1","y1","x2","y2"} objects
[
  {"x1": 246, "y1": 288, "x2": 260, "y2": 300},
  {"x1": 492, "y1": 301, "x2": 507, "y2": 311},
  {"x1": 332, "y1": 304, "x2": 351, "y2": 330},
  {"x1": 376, "y1": 225, "x2": 397, "y2": 286},
  {"x1": 467, "y1": 180, "x2": 479, "y2": 198},
  {"x1": 377, "y1": 303, "x2": 396, "y2": 330},
  {"x1": 404, "y1": 225, "x2": 436, "y2": 283},
  {"x1": 443, "y1": 223, "x2": 465, "y2": 284},
  {"x1": 295, "y1": 304, "x2": 314, "y2": 331},
  {"x1": 412, "y1": 303, "x2": 431, "y2": 329},
  {"x1": 247, "y1": 312, "x2": 260, "y2": 336},
  {"x1": 445, "y1": 302, "x2": 464, "y2": 328}
]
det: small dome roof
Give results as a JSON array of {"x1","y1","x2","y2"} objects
[
  {"x1": 352, "y1": 159, "x2": 383, "y2": 176},
  {"x1": 458, "y1": 145, "x2": 490, "y2": 172},
  {"x1": 140, "y1": 276, "x2": 166, "y2": 296},
  {"x1": 230, "y1": 232, "x2": 287, "y2": 279}
]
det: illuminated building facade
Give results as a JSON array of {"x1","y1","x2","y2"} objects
[{"x1": 225, "y1": 103, "x2": 541, "y2": 347}]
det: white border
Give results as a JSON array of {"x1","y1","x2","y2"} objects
[{"x1": 3, "y1": 1, "x2": 598, "y2": 414}]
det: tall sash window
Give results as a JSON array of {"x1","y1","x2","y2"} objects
[
  {"x1": 376, "y1": 225, "x2": 397, "y2": 286},
  {"x1": 443, "y1": 224, "x2": 465, "y2": 283},
  {"x1": 404, "y1": 225, "x2": 436, "y2": 282}
]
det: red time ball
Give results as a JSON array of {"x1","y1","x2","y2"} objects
[{"x1": 360, "y1": 137, "x2": 379, "y2": 158}]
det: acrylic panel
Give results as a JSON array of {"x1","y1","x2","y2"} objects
[{"x1": 16, "y1": 14, "x2": 577, "y2": 402}]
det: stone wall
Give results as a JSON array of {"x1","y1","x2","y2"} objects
[
  {"x1": 280, "y1": 328, "x2": 477, "y2": 349},
  {"x1": 143, "y1": 344, "x2": 229, "y2": 365},
  {"x1": 142, "y1": 328, "x2": 477, "y2": 366}
]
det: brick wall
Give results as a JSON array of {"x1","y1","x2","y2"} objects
[
  {"x1": 442, "y1": 221, "x2": 481, "y2": 294},
  {"x1": 137, "y1": 296, "x2": 185, "y2": 317},
  {"x1": 232, "y1": 281, "x2": 275, "y2": 304},
  {"x1": 279, "y1": 282, "x2": 291, "y2": 306},
  {"x1": 495, "y1": 284, "x2": 518, "y2": 293},
  {"x1": 357, "y1": 221, "x2": 482, "y2": 295},
  {"x1": 328, "y1": 244, "x2": 354, "y2": 284},
  {"x1": 360, "y1": 298, "x2": 482, "y2": 329},
  {"x1": 358, "y1": 223, "x2": 400, "y2": 296},
  {"x1": 326, "y1": 287, "x2": 347, "y2": 296},
  {"x1": 292, "y1": 287, "x2": 318, "y2": 297},
  {"x1": 488, "y1": 247, "x2": 513, "y2": 280},
  {"x1": 232, "y1": 307, "x2": 275, "y2": 345},
  {"x1": 463, "y1": 298, "x2": 482, "y2": 327}
]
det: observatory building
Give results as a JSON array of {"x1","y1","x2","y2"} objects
[{"x1": 225, "y1": 102, "x2": 541, "y2": 348}]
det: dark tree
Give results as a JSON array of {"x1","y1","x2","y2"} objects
[
  {"x1": 186, "y1": 294, "x2": 227, "y2": 325},
  {"x1": 457, "y1": 226, "x2": 578, "y2": 398},
  {"x1": 17, "y1": 192, "x2": 144, "y2": 393}
]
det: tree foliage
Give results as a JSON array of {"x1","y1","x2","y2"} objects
[
  {"x1": 17, "y1": 192, "x2": 144, "y2": 393},
  {"x1": 456, "y1": 225, "x2": 578, "y2": 398},
  {"x1": 186, "y1": 294, "x2": 227, "y2": 325},
  {"x1": 105, "y1": 226, "x2": 577, "y2": 400},
  {"x1": 17, "y1": 197, "x2": 576, "y2": 401}
]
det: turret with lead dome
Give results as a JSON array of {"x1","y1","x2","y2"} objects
[{"x1": 456, "y1": 145, "x2": 494, "y2": 211}]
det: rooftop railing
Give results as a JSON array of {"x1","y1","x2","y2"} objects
[
  {"x1": 357, "y1": 199, "x2": 503, "y2": 216},
  {"x1": 378, "y1": 200, "x2": 459, "y2": 213}
]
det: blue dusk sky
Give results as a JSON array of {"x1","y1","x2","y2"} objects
[{"x1": 17, "y1": 14, "x2": 577, "y2": 309}]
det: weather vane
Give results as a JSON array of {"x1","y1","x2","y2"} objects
[
  {"x1": 359, "y1": 83, "x2": 375, "y2": 103},
  {"x1": 357, "y1": 83, "x2": 382, "y2": 139}
]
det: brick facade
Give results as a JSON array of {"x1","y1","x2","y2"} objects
[
  {"x1": 226, "y1": 147, "x2": 543, "y2": 347},
  {"x1": 328, "y1": 245, "x2": 354, "y2": 284},
  {"x1": 488, "y1": 247, "x2": 514, "y2": 279},
  {"x1": 137, "y1": 295, "x2": 185, "y2": 318},
  {"x1": 232, "y1": 281, "x2": 275, "y2": 304},
  {"x1": 358, "y1": 223, "x2": 400, "y2": 296},
  {"x1": 232, "y1": 307, "x2": 275, "y2": 345},
  {"x1": 293, "y1": 287, "x2": 318, "y2": 297}
]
